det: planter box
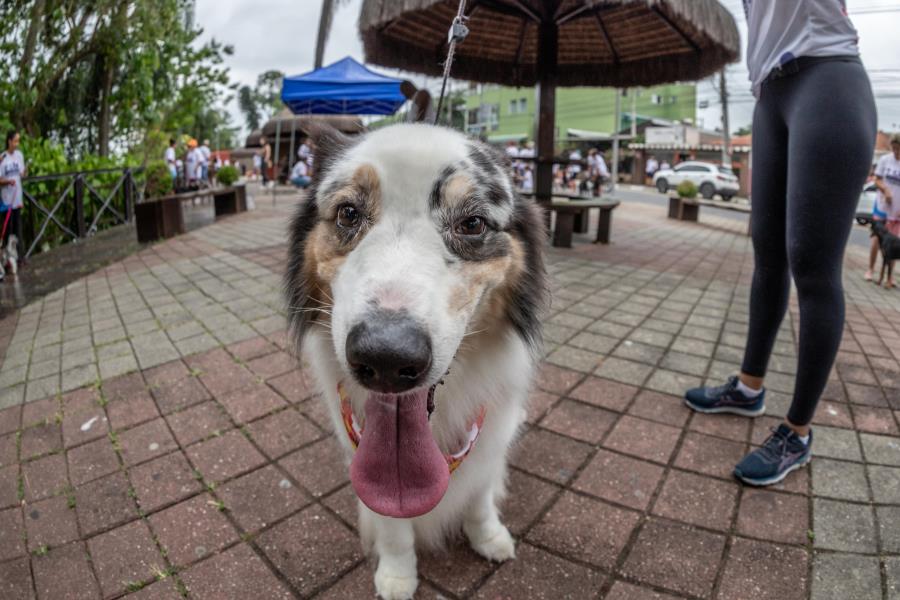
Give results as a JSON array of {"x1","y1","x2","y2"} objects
[
  {"x1": 668, "y1": 194, "x2": 699, "y2": 222},
  {"x1": 135, "y1": 195, "x2": 185, "y2": 243},
  {"x1": 213, "y1": 183, "x2": 247, "y2": 217}
]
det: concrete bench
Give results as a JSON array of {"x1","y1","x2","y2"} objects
[
  {"x1": 668, "y1": 194, "x2": 751, "y2": 235},
  {"x1": 135, "y1": 184, "x2": 247, "y2": 243},
  {"x1": 550, "y1": 197, "x2": 620, "y2": 248}
]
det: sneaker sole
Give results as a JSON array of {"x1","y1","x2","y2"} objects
[
  {"x1": 683, "y1": 397, "x2": 766, "y2": 417},
  {"x1": 734, "y1": 454, "x2": 812, "y2": 487}
]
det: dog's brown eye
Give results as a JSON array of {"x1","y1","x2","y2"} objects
[
  {"x1": 455, "y1": 216, "x2": 486, "y2": 236},
  {"x1": 337, "y1": 204, "x2": 361, "y2": 229}
]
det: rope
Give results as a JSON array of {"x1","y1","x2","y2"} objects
[{"x1": 433, "y1": 0, "x2": 469, "y2": 126}]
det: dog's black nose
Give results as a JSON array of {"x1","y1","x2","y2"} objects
[{"x1": 345, "y1": 311, "x2": 432, "y2": 394}]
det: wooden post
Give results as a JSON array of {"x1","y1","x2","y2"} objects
[
  {"x1": 124, "y1": 169, "x2": 134, "y2": 222},
  {"x1": 534, "y1": 6, "x2": 557, "y2": 224},
  {"x1": 74, "y1": 174, "x2": 86, "y2": 238}
]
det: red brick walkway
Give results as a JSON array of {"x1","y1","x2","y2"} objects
[{"x1": 0, "y1": 195, "x2": 898, "y2": 599}]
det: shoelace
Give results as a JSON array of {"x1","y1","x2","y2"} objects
[
  {"x1": 757, "y1": 427, "x2": 792, "y2": 463},
  {"x1": 710, "y1": 376, "x2": 739, "y2": 396}
]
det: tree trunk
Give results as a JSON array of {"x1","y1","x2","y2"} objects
[
  {"x1": 15, "y1": 0, "x2": 48, "y2": 132},
  {"x1": 98, "y1": 59, "x2": 115, "y2": 157},
  {"x1": 314, "y1": 0, "x2": 335, "y2": 69}
]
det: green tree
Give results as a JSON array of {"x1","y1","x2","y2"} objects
[{"x1": 237, "y1": 70, "x2": 285, "y2": 132}]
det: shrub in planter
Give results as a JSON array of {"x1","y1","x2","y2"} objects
[
  {"x1": 677, "y1": 180, "x2": 698, "y2": 199},
  {"x1": 144, "y1": 160, "x2": 173, "y2": 198},
  {"x1": 216, "y1": 165, "x2": 239, "y2": 187}
]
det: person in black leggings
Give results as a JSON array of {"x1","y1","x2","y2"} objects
[{"x1": 685, "y1": 1, "x2": 877, "y2": 487}]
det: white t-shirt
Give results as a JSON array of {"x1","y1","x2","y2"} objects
[
  {"x1": 198, "y1": 145, "x2": 210, "y2": 165},
  {"x1": 0, "y1": 150, "x2": 26, "y2": 209},
  {"x1": 164, "y1": 147, "x2": 176, "y2": 165},
  {"x1": 298, "y1": 144, "x2": 311, "y2": 160},
  {"x1": 185, "y1": 149, "x2": 200, "y2": 181},
  {"x1": 291, "y1": 161, "x2": 309, "y2": 179},
  {"x1": 521, "y1": 170, "x2": 533, "y2": 192},
  {"x1": 744, "y1": 0, "x2": 859, "y2": 97},
  {"x1": 875, "y1": 153, "x2": 900, "y2": 221},
  {"x1": 646, "y1": 158, "x2": 659, "y2": 175}
]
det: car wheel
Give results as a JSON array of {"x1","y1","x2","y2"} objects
[
  {"x1": 721, "y1": 195, "x2": 733, "y2": 202},
  {"x1": 700, "y1": 183, "x2": 715, "y2": 200},
  {"x1": 656, "y1": 179, "x2": 668, "y2": 194}
]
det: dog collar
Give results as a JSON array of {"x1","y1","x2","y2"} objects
[{"x1": 337, "y1": 382, "x2": 486, "y2": 474}]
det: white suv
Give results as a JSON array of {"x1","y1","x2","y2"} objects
[{"x1": 653, "y1": 161, "x2": 740, "y2": 201}]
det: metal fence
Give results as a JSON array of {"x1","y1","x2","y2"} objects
[{"x1": 20, "y1": 167, "x2": 143, "y2": 258}]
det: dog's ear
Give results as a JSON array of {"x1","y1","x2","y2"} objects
[
  {"x1": 472, "y1": 137, "x2": 512, "y2": 170},
  {"x1": 305, "y1": 122, "x2": 356, "y2": 183}
]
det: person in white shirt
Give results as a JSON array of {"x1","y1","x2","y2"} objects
[
  {"x1": 290, "y1": 160, "x2": 311, "y2": 188},
  {"x1": 645, "y1": 156, "x2": 659, "y2": 182},
  {"x1": 685, "y1": 0, "x2": 877, "y2": 487},
  {"x1": 867, "y1": 134, "x2": 900, "y2": 284},
  {"x1": 521, "y1": 167, "x2": 533, "y2": 193},
  {"x1": 164, "y1": 139, "x2": 177, "y2": 182},
  {"x1": 199, "y1": 139, "x2": 211, "y2": 182},
  {"x1": 298, "y1": 140, "x2": 311, "y2": 163},
  {"x1": 659, "y1": 160, "x2": 670, "y2": 171},
  {"x1": 184, "y1": 139, "x2": 200, "y2": 186},
  {"x1": 0, "y1": 130, "x2": 26, "y2": 278}
]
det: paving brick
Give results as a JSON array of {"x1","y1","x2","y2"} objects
[
  {"x1": 227, "y1": 336, "x2": 277, "y2": 362},
  {"x1": 861, "y1": 432, "x2": 900, "y2": 466},
  {"x1": 75, "y1": 470, "x2": 137, "y2": 536},
  {"x1": 887, "y1": 557, "x2": 900, "y2": 600},
  {"x1": 217, "y1": 382, "x2": 287, "y2": 424},
  {"x1": 0, "y1": 506, "x2": 26, "y2": 560},
  {"x1": 853, "y1": 406, "x2": 899, "y2": 435},
  {"x1": 60, "y1": 388, "x2": 107, "y2": 449},
  {"x1": 164, "y1": 401, "x2": 232, "y2": 447},
  {"x1": 130, "y1": 451, "x2": 203, "y2": 513},
  {"x1": 0, "y1": 557, "x2": 33, "y2": 600},
  {"x1": 418, "y1": 544, "x2": 496, "y2": 598},
  {"x1": 568, "y1": 376, "x2": 638, "y2": 412},
  {"x1": 627, "y1": 390, "x2": 691, "y2": 426},
  {"x1": 595, "y1": 357, "x2": 654, "y2": 386},
  {"x1": 245, "y1": 351, "x2": 296, "y2": 380},
  {"x1": 813, "y1": 498, "x2": 877, "y2": 553},
  {"x1": 87, "y1": 519, "x2": 165, "y2": 598},
  {"x1": 21, "y1": 396, "x2": 59, "y2": 428},
  {"x1": 737, "y1": 488, "x2": 809, "y2": 545},
  {"x1": 525, "y1": 389, "x2": 558, "y2": 424},
  {"x1": 257, "y1": 504, "x2": 360, "y2": 596},
  {"x1": 622, "y1": 518, "x2": 726, "y2": 598},
  {"x1": 606, "y1": 581, "x2": 680, "y2": 599},
  {"x1": 675, "y1": 431, "x2": 747, "y2": 479},
  {"x1": 22, "y1": 452, "x2": 68, "y2": 502},
  {"x1": 812, "y1": 400, "x2": 854, "y2": 429},
  {"x1": 117, "y1": 418, "x2": 177, "y2": 466},
  {"x1": 124, "y1": 577, "x2": 182, "y2": 600},
  {"x1": 20, "y1": 422, "x2": 62, "y2": 459},
  {"x1": 529, "y1": 491, "x2": 639, "y2": 568},
  {"x1": 573, "y1": 448, "x2": 664, "y2": 511},
  {"x1": 31, "y1": 542, "x2": 101, "y2": 600},
  {"x1": 279, "y1": 437, "x2": 350, "y2": 497},
  {"x1": 0, "y1": 432, "x2": 16, "y2": 468},
  {"x1": 877, "y1": 505, "x2": 900, "y2": 553},
  {"x1": 535, "y1": 363, "x2": 584, "y2": 395},
  {"x1": 869, "y1": 464, "x2": 900, "y2": 504},
  {"x1": 149, "y1": 493, "x2": 238, "y2": 566},
  {"x1": 546, "y1": 345, "x2": 604, "y2": 373},
  {"x1": 186, "y1": 429, "x2": 266, "y2": 484},
  {"x1": 811, "y1": 553, "x2": 881, "y2": 600},
  {"x1": 0, "y1": 403, "x2": 21, "y2": 436},
  {"x1": 217, "y1": 465, "x2": 308, "y2": 531},
  {"x1": 540, "y1": 399, "x2": 617, "y2": 444},
  {"x1": 267, "y1": 368, "x2": 316, "y2": 403},
  {"x1": 501, "y1": 469, "x2": 559, "y2": 535},
  {"x1": 509, "y1": 427, "x2": 592, "y2": 485},
  {"x1": 652, "y1": 470, "x2": 738, "y2": 531},
  {"x1": 474, "y1": 543, "x2": 605, "y2": 600},
  {"x1": 180, "y1": 543, "x2": 294, "y2": 600},
  {"x1": 150, "y1": 376, "x2": 211, "y2": 415},
  {"x1": 717, "y1": 537, "x2": 808, "y2": 600},
  {"x1": 24, "y1": 494, "x2": 79, "y2": 551},
  {"x1": 603, "y1": 416, "x2": 681, "y2": 465},
  {"x1": 67, "y1": 436, "x2": 120, "y2": 486},
  {"x1": 812, "y1": 458, "x2": 870, "y2": 501}
]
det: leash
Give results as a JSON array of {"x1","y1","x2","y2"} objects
[
  {"x1": 0, "y1": 207, "x2": 11, "y2": 244},
  {"x1": 433, "y1": 0, "x2": 469, "y2": 126}
]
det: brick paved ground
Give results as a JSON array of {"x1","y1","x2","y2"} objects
[{"x1": 0, "y1": 190, "x2": 899, "y2": 599}]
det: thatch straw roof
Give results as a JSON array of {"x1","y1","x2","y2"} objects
[
  {"x1": 245, "y1": 111, "x2": 365, "y2": 146},
  {"x1": 360, "y1": 0, "x2": 739, "y2": 87}
]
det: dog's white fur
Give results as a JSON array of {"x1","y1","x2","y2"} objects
[{"x1": 298, "y1": 125, "x2": 538, "y2": 600}]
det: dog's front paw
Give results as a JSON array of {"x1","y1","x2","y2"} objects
[
  {"x1": 469, "y1": 525, "x2": 516, "y2": 563},
  {"x1": 374, "y1": 565, "x2": 418, "y2": 600}
]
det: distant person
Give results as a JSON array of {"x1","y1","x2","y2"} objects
[
  {"x1": 298, "y1": 138, "x2": 311, "y2": 164},
  {"x1": 199, "y1": 139, "x2": 211, "y2": 182},
  {"x1": 252, "y1": 152, "x2": 262, "y2": 180},
  {"x1": 505, "y1": 141, "x2": 520, "y2": 158},
  {"x1": 165, "y1": 138, "x2": 177, "y2": 182},
  {"x1": 867, "y1": 133, "x2": 900, "y2": 285},
  {"x1": 685, "y1": 0, "x2": 876, "y2": 486},
  {"x1": 646, "y1": 155, "x2": 659, "y2": 182},
  {"x1": 587, "y1": 148, "x2": 609, "y2": 197},
  {"x1": 185, "y1": 139, "x2": 200, "y2": 186},
  {"x1": 659, "y1": 159, "x2": 671, "y2": 171},
  {"x1": 290, "y1": 160, "x2": 311, "y2": 188},
  {"x1": 0, "y1": 130, "x2": 26, "y2": 278},
  {"x1": 521, "y1": 166, "x2": 534, "y2": 193},
  {"x1": 260, "y1": 136, "x2": 272, "y2": 187}
]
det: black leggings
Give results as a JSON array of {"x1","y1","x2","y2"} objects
[{"x1": 741, "y1": 57, "x2": 877, "y2": 427}]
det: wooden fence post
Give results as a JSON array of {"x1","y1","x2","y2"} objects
[
  {"x1": 74, "y1": 175, "x2": 86, "y2": 238},
  {"x1": 124, "y1": 169, "x2": 134, "y2": 222}
]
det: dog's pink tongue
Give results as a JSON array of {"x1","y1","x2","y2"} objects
[{"x1": 350, "y1": 389, "x2": 448, "y2": 518}]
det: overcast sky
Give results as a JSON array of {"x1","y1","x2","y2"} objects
[{"x1": 195, "y1": 0, "x2": 900, "y2": 136}]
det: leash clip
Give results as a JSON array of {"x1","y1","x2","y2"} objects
[{"x1": 448, "y1": 18, "x2": 469, "y2": 44}]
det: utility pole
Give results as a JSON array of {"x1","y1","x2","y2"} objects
[
  {"x1": 611, "y1": 88, "x2": 621, "y2": 193},
  {"x1": 719, "y1": 69, "x2": 731, "y2": 167}
]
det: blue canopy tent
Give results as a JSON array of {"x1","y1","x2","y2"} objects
[{"x1": 281, "y1": 56, "x2": 407, "y2": 116}]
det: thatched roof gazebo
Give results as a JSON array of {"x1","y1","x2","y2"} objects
[{"x1": 359, "y1": 0, "x2": 739, "y2": 210}]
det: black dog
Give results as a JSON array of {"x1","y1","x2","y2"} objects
[{"x1": 872, "y1": 220, "x2": 900, "y2": 288}]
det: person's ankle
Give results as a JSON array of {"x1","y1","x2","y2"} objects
[
  {"x1": 785, "y1": 420, "x2": 810, "y2": 441},
  {"x1": 736, "y1": 379, "x2": 763, "y2": 398}
]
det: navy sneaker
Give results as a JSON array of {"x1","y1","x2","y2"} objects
[
  {"x1": 684, "y1": 376, "x2": 766, "y2": 417},
  {"x1": 734, "y1": 424, "x2": 812, "y2": 486}
]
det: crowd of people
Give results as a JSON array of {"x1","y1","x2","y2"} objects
[
  {"x1": 504, "y1": 140, "x2": 612, "y2": 197},
  {"x1": 165, "y1": 137, "x2": 225, "y2": 191}
]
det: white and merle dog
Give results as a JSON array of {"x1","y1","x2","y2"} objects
[{"x1": 284, "y1": 123, "x2": 546, "y2": 600}]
